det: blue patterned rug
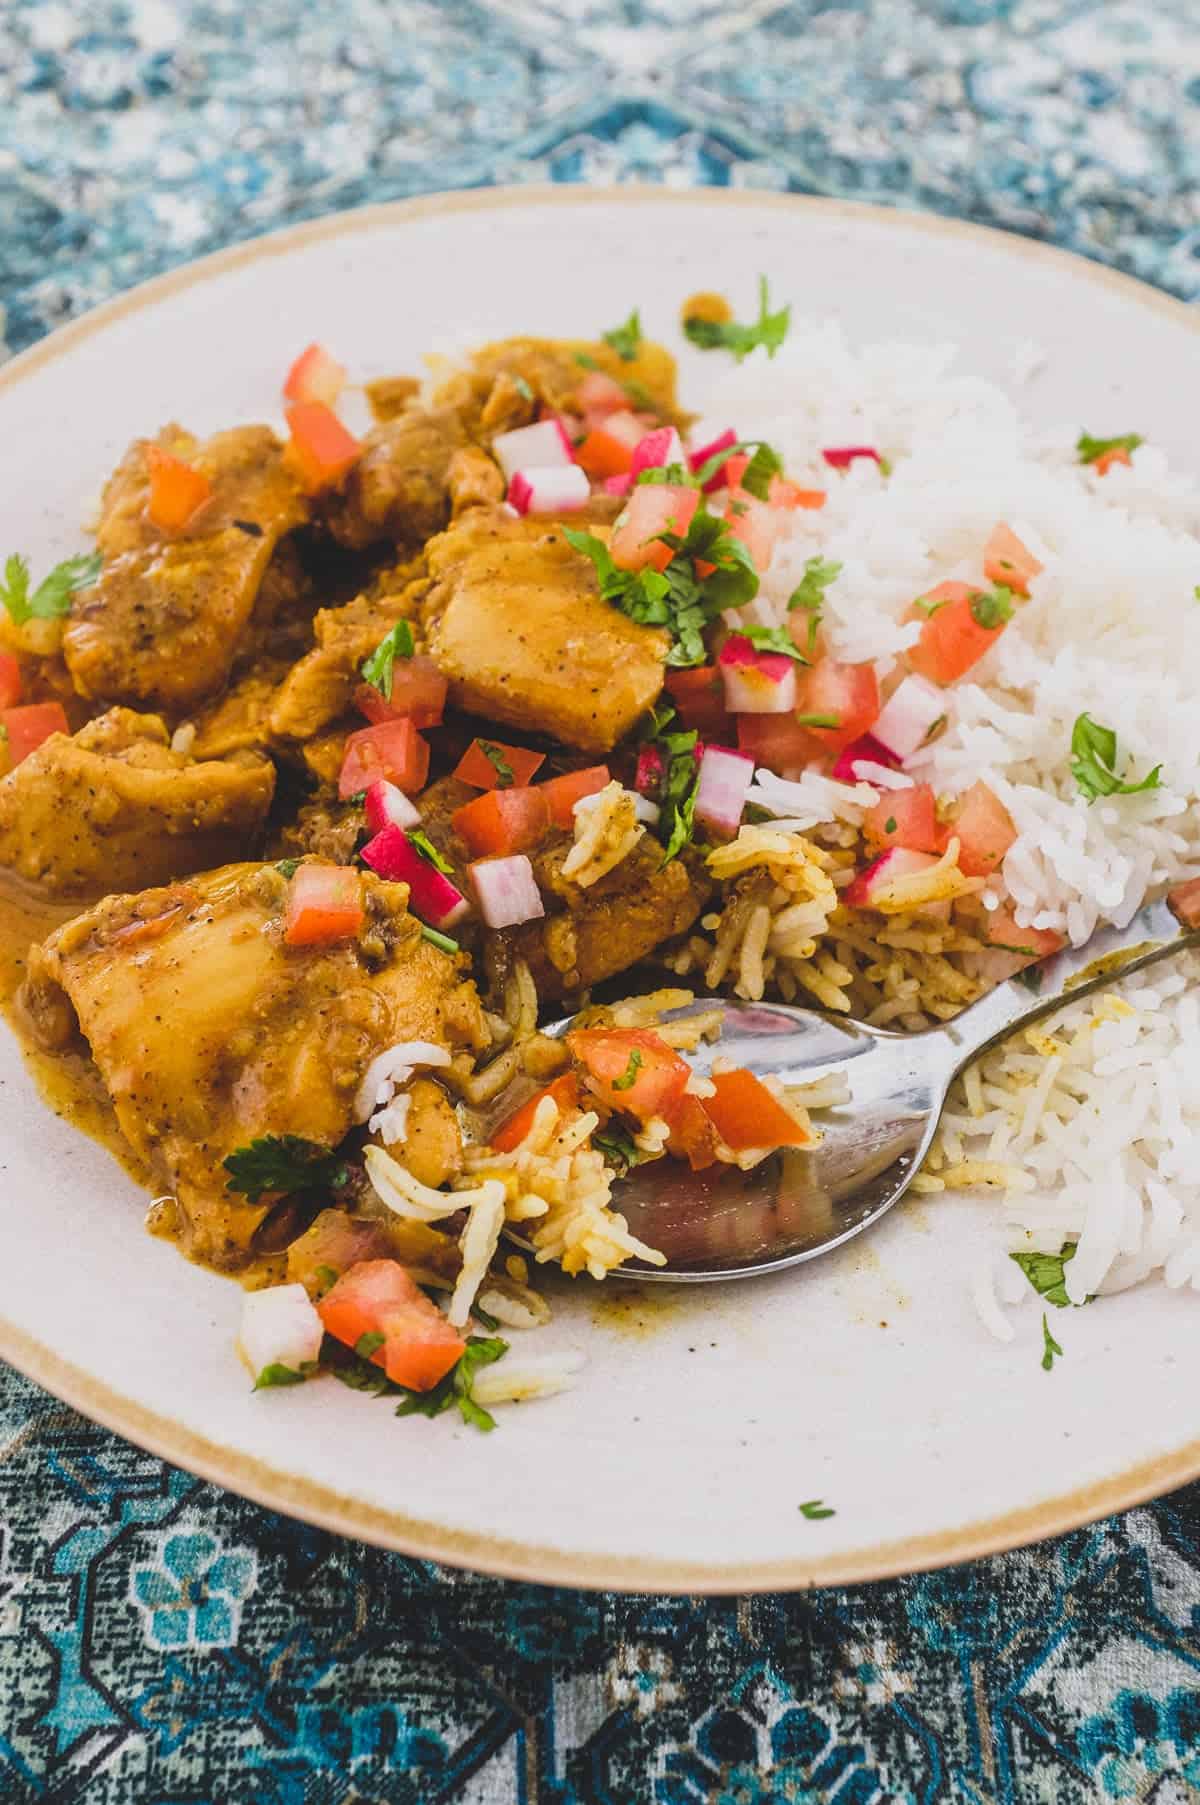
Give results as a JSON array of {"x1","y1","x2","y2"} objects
[{"x1": 1, "y1": 3, "x2": 1199, "y2": 1799}]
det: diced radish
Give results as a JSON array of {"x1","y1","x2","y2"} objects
[
  {"x1": 946, "y1": 780, "x2": 1017, "y2": 877},
  {"x1": 694, "y1": 744, "x2": 755, "y2": 837},
  {"x1": 359, "y1": 825, "x2": 470, "y2": 930},
  {"x1": 665, "y1": 665, "x2": 734, "y2": 739},
  {"x1": 354, "y1": 655, "x2": 447, "y2": 729},
  {"x1": 735, "y1": 712, "x2": 817, "y2": 771},
  {"x1": 688, "y1": 427, "x2": 738, "y2": 490},
  {"x1": 793, "y1": 659, "x2": 881, "y2": 753},
  {"x1": 831, "y1": 734, "x2": 899, "y2": 782},
  {"x1": 283, "y1": 342, "x2": 347, "y2": 408},
  {"x1": 508, "y1": 466, "x2": 590, "y2": 516},
  {"x1": 610, "y1": 484, "x2": 699, "y2": 573},
  {"x1": 0, "y1": 654, "x2": 22, "y2": 711},
  {"x1": 872, "y1": 674, "x2": 946, "y2": 761},
  {"x1": 492, "y1": 420, "x2": 575, "y2": 480},
  {"x1": 718, "y1": 635, "x2": 796, "y2": 714},
  {"x1": 603, "y1": 473, "x2": 633, "y2": 497},
  {"x1": 863, "y1": 783, "x2": 940, "y2": 854},
  {"x1": 470, "y1": 854, "x2": 544, "y2": 929},
  {"x1": 576, "y1": 370, "x2": 629, "y2": 417},
  {"x1": 983, "y1": 522, "x2": 1042, "y2": 598},
  {"x1": 822, "y1": 446, "x2": 883, "y2": 469},
  {"x1": 364, "y1": 778, "x2": 421, "y2": 835},
  {"x1": 843, "y1": 848, "x2": 940, "y2": 909},
  {"x1": 629, "y1": 426, "x2": 685, "y2": 479},
  {"x1": 283, "y1": 864, "x2": 364, "y2": 946},
  {"x1": 537, "y1": 766, "x2": 610, "y2": 827},
  {"x1": 237, "y1": 1283, "x2": 324, "y2": 1383},
  {"x1": 634, "y1": 744, "x2": 665, "y2": 796}
]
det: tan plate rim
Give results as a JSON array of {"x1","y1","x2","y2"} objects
[{"x1": 2, "y1": 184, "x2": 1198, "y2": 1593}]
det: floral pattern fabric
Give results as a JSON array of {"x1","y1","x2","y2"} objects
[{"x1": 1, "y1": 1, "x2": 1199, "y2": 1798}]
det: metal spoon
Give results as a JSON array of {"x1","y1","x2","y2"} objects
[{"x1": 511, "y1": 884, "x2": 1200, "y2": 1281}]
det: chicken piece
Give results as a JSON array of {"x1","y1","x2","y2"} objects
[
  {"x1": 493, "y1": 840, "x2": 713, "y2": 999},
  {"x1": 323, "y1": 407, "x2": 469, "y2": 551},
  {"x1": 432, "y1": 336, "x2": 689, "y2": 437},
  {"x1": 277, "y1": 797, "x2": 363, "y2": 866},
  {"x1": 23, "y1": 862, "x2": 488, "y2": 1268},
  {"x1": 0, "y1": 707, "x2": 275, "y2": 895},
  {"x1": 365, "y1": 375, "x2": 421, "y2": 422},
  {"x1": 447, "y1": 445, "x2": 505, "y2": 516},
  {"x1": 425, "y1": 525, "x2": 667, "y2": 754},
  {"x1": 386, "y1": 1076, "x2": 463, "y2": 1190},
  {"x1": 187, "y1": 659, "x2": 291, "y2": 759},
  {"x1": 268, "y1": 559, "x2": 427, "y2": 744},
  {"x1": 64, "y1": 426, "x2": 308, "y2": 713}
]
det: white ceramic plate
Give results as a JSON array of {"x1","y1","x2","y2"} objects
[{"x1": 2, "y1": 188, "x2": 1197, "y2": 1592}]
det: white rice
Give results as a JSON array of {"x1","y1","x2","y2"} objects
[{"x1": 705, "y1": 322, "x2": 1200, "y2": 1314}]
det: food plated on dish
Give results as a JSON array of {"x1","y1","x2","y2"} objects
[{"x1": 3, "y1": 271, "x2": 1199, "y2": 1437}]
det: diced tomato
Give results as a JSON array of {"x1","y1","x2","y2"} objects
[
  {"x1": 610, "y1": 484, "x2": 699, "y2": 574},
  {"x1": 1093, "y1": 445, "x2": 1131, "y2": 476},
  {"x1": 700, "y1": 1069, "x2": 814, "y2": 1151},
  {"x1": 0, "y1": 701, "x2": 69, "y2": 772},
  {"x1": 453, "y1": 738, "x2": 546, "y2": 791},
  {"x1": 576, "y1": 369, "x2": 630, "y2": 417},
  {"x1": 768, "y1": 476, "x2": 826, "y2": 511},
  {"x1": 283, "y1": 342, "x2": 347, "y2": 407},
  {"x1": 575, "y1": 428, "x2": 635, "y2": 481},
  {"x1": 0, "y1": 654, "x2": 21, "y2": 711},
  {"x1": 983, "y1": 523, "x2": 1042, "y2": 598},
  {"x1": 338, "y1": 718, "x2": 429, "y2": 799},
  {"x1": 863, "y1": 783, "x2": 940, "y2": 854},
  {"x1": 665, "y1": 665, "x2": 734, "y2": 740},
  {"x1": 451, "y1": 787, "x2": 550, "y2": 858},
  {"x1": 981, "y1": 904, "x2": 1065, "y2": 960},
  {"x1": 282, "y1": 864, "x2": 364, "y2": 947},
  {"x1": 537, "y1": 765, "x2": 610, "y2": 828},
  {"x1": 793, "y1": 659, "x2": 881, "y2": 753},
  {"x1": 724, "y1": 496, "x2": 777, "y2": 572},
  {"x1": 353, "y1": 655, "x2": 446, "y2": 729},
  {"x1": 567, "y1": 1027, "x2": 691, "y2": 1124},
  {"x1": 145, "y1": 444, "x2": 213, "y2": 533},
  {"x1": 908, "y1": 584, "x2": 1007, "y2": 686},
  {"x1": 285, "y1": 401, "x2": 362, "y2": 490},
  {"x1": 664, "y1": 1092, "x2": 720, "y2": 1171},
  {"x1": 946, "y1": 780, "x2": 1017, "y2": 877},
  {"x1": 318, "y1": 1259, "x2": 465, "y2": 1391},
  {"x1": 1169, "y1": 877, "x2": 1200, "y2": 931},
  {"x1": 736, "y1": 711, "x2": 818, "y2": 771},
  {"x1": 723, "y1": 454, "x2": 750, "y2": 490},
  {"x1": 491, "y1": 1072, "x2": 579, "y2": 1152}
]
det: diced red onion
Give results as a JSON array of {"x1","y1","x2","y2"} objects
[
  {"x1": 360, "y1": 825, "x2": 470, "y2": 930},
  {"x1": 364, "y1": 778, "x2": 421, "y2": 835},
  {"x1": 493, "y1": 419, "x2": 576, "y2": 480},
  {"x1": 630, "y1": 426, "x2": 685, "y2": 479},
  {"x1": 718, "y1": 634, "x2": 797, "y2": 715},
  {"x1": 694, "y1": 744, "x2": 755, "y2": 836},
  {"x1": 470, "y1": 854, "x2": 544, "y2": 929},
  {"x1": 508, "y1": 465, "x2": 590, "y2": 516},
  {"x1": 831, "y1": 734, "x2": 900, "y2": 782},
  {"x1": 872, "y1": 674, "x2": 946, "y2": 761},
  {"x1": 688, "y1": 427, "x2": 738, "y2": 490},
  {"x1": 822, "y1": 445, "x2": 883, "y2": 470}
]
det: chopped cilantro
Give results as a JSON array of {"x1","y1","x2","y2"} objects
[
  {"x1": 743, "y1": 624, "x2": 809, "y2": 664},
  {"x1": 394, "y1": 1335, "x2": 509, "y2": 1432},
  {"x1": 737, "y1": 441, "x2": 783, "y2": 500},
  {"x1": 593, "y1": 1126, "x2": 650, "y2": 1176},
  {"x1": 360, "y1": 620, "x2": 415, "y2": 700},
  {"x1": 574, "y1": 351, "x2": 599, "y2": 370},
  {"x1": 312, "y1": 1264, "x2": 339, "y2": 1295},
  {"x1": 1011, "y1": 1246, "x2": 1081, "y2": 1309},
  {"x1": 512, "y1": 375, "x2": 534, "y2": 401},
  {"x1": 1077, "y1": 431, "x2": 1142, "y2": 466},
  {"x1": 355, "y1": 1331, "x2": 385, "y2": 1359},
  {"x1": 636, "y1": 462, "x2": 699, "y2": 489},
  {"x1": 884, "y1": 816, "x2": 897, "y2": 835},
  {"x1": 326, "y1": 1341, "x2": 398, "y2": 1396},
  {"x1": 421, "y1": 925, "x2": 460, "y2": 955},
  {"x1": 253, "y1": 1361, "x2": 317, "y2": 1390},
  {"x1": 728, "y1": 499, "x2": 749, "y2": 517},
  {"x1": 223, "y1": 1134, "x2": 348, "y2": 1203},
  {"x1": 1041, "y1": 1313, "x2": 1063, "y2": 1372},
  {"x1": 969, "y1": 586, "x2": 1015, "y2": 630},
  {"x1": 479, "y1": 741, "x2": 514, "y2": 788},
  {"x1": 794, "y1": 713, "x2": 841, "y2": 729},
  {"x1": 640, "y1": 702, "x2": 701, "y2": 863},
  {"x1": 683, "y1": 276, "x2": 791, "y2": 362},
  {"x1": 1069, "y1": 712, "x2": 1162, "y2": 803},
  {"x1": 408, "y1": 828, "x2": 454, "y2": 874},
  {"x1": 0, "y1": 551, "x2": 102, "y2": 626},
  {"x1": 798, "y1": 1499, "x2": 835, "y2": 1520},
  {"x1": 786, "y1": 556, "x2": 842, "y2": 653},
  {"x1": 611, "y1": 1048, "x2": 643, "y2": 1092},
  {"x1": 275, "y1": 857, "x2": 302, "y2": 879},
  {"x1": 912, "y1": 593, "x2": 952, "y2": 617},
  {"x1": 602, "y1": 308, "x2": 642, "y2": 362}
]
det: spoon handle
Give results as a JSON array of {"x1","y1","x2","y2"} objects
[{"x1": 936, "y1": 883, "x2": 1200, "y2": 1075}]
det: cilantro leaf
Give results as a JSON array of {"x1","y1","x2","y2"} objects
[
  {"x1": 602, "y1": 308, "x2": 642, "y2": 362},
  {"x1": 360, "y1": 620, "x2": 415, "y2": 700},
  {"x1": 798, "y1": 1499, "x2": 835, "y2": 1520},
  {"x1": 611, "y1": 1048, "x2": 643, "y2": 1092},
  {"x1": 0, "y1": 551, "x2": 102, "y2": 626},
  {"x1": 593, "y1": 1126, "x2": 650, "y2": 1176},
  {"x1": 223, "y1": 1134, "x2": 348, "y2": 1203},
  {"x1": 1041, "y1": 1313, "x2": 1063, "y2": 1372},
  {"x1": 1010, "y1": 1245, "x2": 1090, "y2": 1309},
  {"x1": 786, "y1": 555, "x2": 842, "y2": 653},
  {"x1": 968, "y1": 586, "x2": 1015, "y2": 630},
  {"x1": 639, "y1": 703, "x2": 702, "y2": 863},
  {"x1": 738, "y1": 441, "x2": 783, "y2": 500},
  {"x1": 884, "y1": 816, "x2": 897, "y2": 835},
  {"x1": 355, "y1": 1331, "x2": 386, "y2": 1359},
  {"x1": 743, "y1": 624, "x2": 809, "y2": 664},
  {"x1": 1077, "y1": 431, "x2": 1142, "y2": 466},
  {"x1": 479, "y1": 741, "x2": 514, "y2": 788},
  {"x1": 683, "y1": 276, "x2": 791, "y2": 363},
  {"x1": 394, "y1": 1335, "x2": 509, "y2": 1432},
  {"x1": 1069, "y1": 712, "x2": 1162, "y2": 803},
  {"x1": 794, "y1": 713, "x2": 841, "y2": 729},
  {"x1": 253, "y1": 1360, "x2": 317, "y2": 1390},
  {"x1": 274, "y1": 857, "x2": 302, "y2": 879},
  {"x1": 408, "y1": 829, "x2": 454, "y2": 875}
]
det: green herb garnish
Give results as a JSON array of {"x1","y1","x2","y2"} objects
[
  {"x1": 355, "y1": 1331, "x2": 386, "y2": 1359},
  {"x1": 1077, "y1": 431, "x2": 1142, "y2": 466},
  {"x1": 786, "y1": 555, "x2": 843, "y2": 653},
  {"x1": 639, "y1": 702, "x2": 702, "y2": 863},
  {"x1": 1011, "y1": 1245, "x2": 1092, "y2": 1309},
  {"x1": 743, "y1": 624, "x2": 809, "y2": 664},
  {"x1": 0, "y1": 551, "x2": 102, "y2": 626},
  {"x1": 574, "y1": 351, "x2": 599, "y2": 370},
  {"x1": 912, "y1": 593, "x2": 953, "y2": 618},
  {"x1": 683, "y1": 276, "x2": 790, "y2": 363},
  {"x1": 408, "y1": 829, "x2": 454, "y2": 874},
  {"x1": 602, "y1": 308, "x2": 642, "y2": 362},
  {"x1": 611, "y1": 1048, "x2": 643, "y2": 1092},
  {"x1": 884, "y1": 817, "x2": 897, "y2": 835},
  {"x1": 254, "y1": 1361, "x2": 317, "y2": 1390},
  {"x1": 794, "y1": 713, "x2": 841, "y2": 729},
  {"x1": 223, "y1": 1134, "x2": 348, "y2": 1203},
  {"x1": 1041, "y1": 1313, "x2": 1063, "y2": 1372},
  {"x1": 737, "y1": 441, "x2": 783, "y2": 500},
  {"x1": 512, "y1": 375, "x2": 534, "y2": 401},
  {"x1": 394, "y1": 1335, "x2": 509, "y2": 1432},
  {"x1": 312, "y1": 1264, "x2": 339, "y2": 1295},
  {"x1": 479, "y1": 741, "x2": 514, "y2": 788},
  {"x1": 360, "y1": 620, "x2": 415, "y2": 701},
  {"x1": 1069, "y1": 712, "x2": 1162, "y2": 803},
  {"x1": 275, "y1": 857, "x2": 302, "y2": 879},
  {"x1": 798, "y1": 1499, "x2": 835, "y2": 1520},
  {"x1": 421, "y1": 925, "x2": 460, "y2": 955},
  {"x1": 969, "y1": 586, "x2": 1015, "y2": 630},
  {"x1": 593, "y1": 1126, "x2": 650, "y2": 1176}
]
